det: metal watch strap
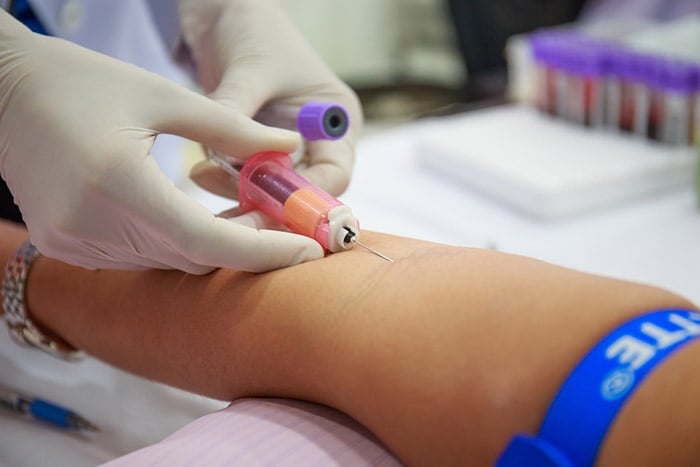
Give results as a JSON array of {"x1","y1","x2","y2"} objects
[{"x1": 2, "y1": 240, "x2": 83, "y2": 361}]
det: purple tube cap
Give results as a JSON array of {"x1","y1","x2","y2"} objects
[
  {"x1": 529, "y1": 30, "x2": 580, "y2": 67},
  {"x1": 297, "y1": 102, "x2": 349, "y2": 141},
  {"x1": 565, "y1": 40, "x2": 609, "y2": 77},
  {"x1": 603, "y1": 47, "x2": 636, "y2": 78},
  {"x1": 653, "y1": 58, "x2": 698, "y2": 93},
  {"x1": 529, "y1": 30, "x2": 610, "y2": 77}
]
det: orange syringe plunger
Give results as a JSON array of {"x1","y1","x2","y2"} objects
[{"x1": 238, "y1": 151, "x2": 360, "y2": 252}]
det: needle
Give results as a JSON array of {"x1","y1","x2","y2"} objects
[
  {"x1": 352, "y1": 238, "x2": 394, "y2": 263},
  {"x1": 343, "y1": 227, "x2": 394, "y2": 263},
  {"x1": 208, "y1": 151, "x2": 241, "y2": 181}
]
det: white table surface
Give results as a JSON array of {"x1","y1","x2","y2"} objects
[{"x1": 2, "y1": 110, "x2": 698, "y2": 466}]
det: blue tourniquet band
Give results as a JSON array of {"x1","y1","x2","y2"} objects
[{"x1": 497, "y1": 309, "x2": 700, "y2": 467}]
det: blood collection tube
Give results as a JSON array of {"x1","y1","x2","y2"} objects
[
  {"x1": 696, "y1": 69, "x2": 700, "y2": 204},
  {"x1": 609, "y1": 51, "x2": 645, "y2": 134},
  {"x1": 585, "y1": 44, "x2": 607, "y2": 128},
  {"x1": 238, "y1": 151, "x2": 359, "y2": 253},
  {"x1": 531, "y1": 31, "x2": 608, "y2": 127},
  {"x1": 694, "y1": 66, "x2": 700, "y2": 145},
  {"x1": 631, "y1": 54, "x2": 658, "y2": 139},
  {"x1": 694, "y1": 66, "x2": 700, "y2": 205},
  {"x1": 563, "y1": 39, "x2": 606, "y2": 127},
  {"x1": 650, "y1": 59, "x2": 697, "y2": 146},
  {"x1": 616, "y1": 52, "x2": 636, "y2": 132},
  {"x1": 602, "y1": 46, "x2": 627, "y2": 131},
  {"x1": 544, "y1": 33, "x2": 600, "y2": 125},
  {"x1": 530, "y1": 33, "x2": 559, "y2": 115},
  {"x1": 553, "y1": 40, "x2": 571, "y2": 120}
]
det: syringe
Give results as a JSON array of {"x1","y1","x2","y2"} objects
[
  {"x1": 208, "y1": 102, "x2": 393, "y2": 262},
  {"x1": 210, "y1": 151, "x2": 392, "y2": 261}
]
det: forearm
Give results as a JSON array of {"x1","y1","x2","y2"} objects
[{"x1": 3, "y1": 220, "x2": 697, "y2": 465}]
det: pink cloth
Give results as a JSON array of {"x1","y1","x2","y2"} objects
[{"x1": 102, "y1": 398, "x2": 401, "y2": 466}]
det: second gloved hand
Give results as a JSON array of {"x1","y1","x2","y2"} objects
[
  {"x1": 0, "y1": 12, "x2": 324, "y2": 273},
  {"x1": 179, "y1": 0, "x2": 364, "y2": 203}
]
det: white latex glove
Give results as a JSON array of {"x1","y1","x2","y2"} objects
[
  {"x1": 179, "y1": 0, "x2": 364, "y2": 212},
  {"x1": 0, "y1": 12, "x2": 324, "y2": 274}
]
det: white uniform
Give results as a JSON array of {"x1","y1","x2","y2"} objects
[
  {"x1": 28, "y1": 0, "x2": 180, "y2": 76},
  {"x1": 27, "y1": 0, "x2": 191, "y2": 182}
]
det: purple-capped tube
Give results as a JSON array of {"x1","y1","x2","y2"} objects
[
  {"x1": 613, "y1": 51, "x2": 647, "y2": 134},
  {"x1": 530, "y1": 32, "x2": 560, "y2": 115},
  {"x1": 551, "y1": 34, "x2": 577, "y2": 120},
  {"x1": 297, "y1": 102, "x2": 349, "y2": 141},
  {"x1": 603, "y1": 47, "x2": 654, "y2": 134},
  {"x1": 602, "y1": 46, "x2": 630, "y2": 131},
  {"x1": 632, "y1": 54, "x2": 667, "y2": 140},
  {"x1": 648, "y1": 58, "x2": 697, "y2": 146},
  {"x1": 563, "y1": 39, "x2": 607, "y2": 127},
  {"x1": 610, "y1": 52, "x2": 655, "y2": 138},
  {"x1": 694, "y1": 65, "x2": 700, "y2": 145}
]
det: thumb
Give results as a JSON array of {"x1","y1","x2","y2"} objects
[
  {"x1": 145, "y1": 81, "x2": 300, "y2": 160},
  {"x1": 172, "y1": 203, "x2": 326, "y2": 273},
  {"x1": 131, "y1": 158, "x2": 325, "y2": 273}
]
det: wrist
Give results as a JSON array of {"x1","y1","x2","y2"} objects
[{"x1": 2, "y1": 238, "x2": 82, "y2": 360}]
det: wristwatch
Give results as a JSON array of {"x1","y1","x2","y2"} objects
[{"x1": 2, "y1": 240, "x2": 84, "y2": 360}]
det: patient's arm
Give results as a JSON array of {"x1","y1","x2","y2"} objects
[{"x1": 1, "y1": 219, "x2": 698, "y2": 466}]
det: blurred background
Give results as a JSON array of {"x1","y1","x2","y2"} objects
[{"x1": 280, "y1": 0, "x2": 587, "y2": 126}]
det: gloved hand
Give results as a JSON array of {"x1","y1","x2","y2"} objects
[
  {"x1": 0, "y1": 11, "x2": 324, "y2": 274},
  {"x1": 178, "y1": 0, "x2": 363, "y2": 205}
]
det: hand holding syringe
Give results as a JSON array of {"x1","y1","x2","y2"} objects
[{"x1": 209, "y1": 102, "x2": 393, "y2": 262}]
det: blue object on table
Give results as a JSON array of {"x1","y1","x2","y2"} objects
[{"x1": 0, "y1": 387, "x2": 99, "y2": 431}]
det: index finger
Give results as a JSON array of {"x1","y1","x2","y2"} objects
[{"x1": 296, "y1": 138, "x2": 355, "y2": 197}]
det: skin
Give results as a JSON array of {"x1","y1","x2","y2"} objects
[{"x1": 0, "y1": 219, "x2": 697, "y2": 466}]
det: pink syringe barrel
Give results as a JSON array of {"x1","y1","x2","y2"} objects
[{"x1": 238, "y1": 151, "x2": 360, "y2": 252}]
